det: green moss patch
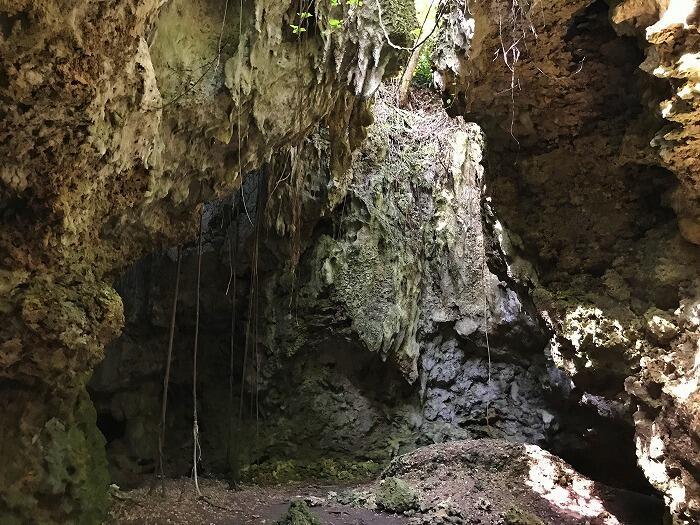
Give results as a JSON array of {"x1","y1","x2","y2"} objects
[
  {"x1": 243, "y1": 458, "x2": 381, "y2": 484},
  {"x1": 275, "y1": 501, "x2": 321, "y2": 525},
  {"x1": 375, "y1": 477, "x2": 418, "y2": 513},
  {"x1": 503, "y1": 506, "x2": 545, "y2": 525}
]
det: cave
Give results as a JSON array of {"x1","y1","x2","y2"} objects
[{"x1": 1, "y1": 0, "x2": 699, "y2": 524}]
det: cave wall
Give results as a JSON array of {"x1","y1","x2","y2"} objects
[
  {"x1": 432, "y1": 0, "x2": 700, "y2": 522},
  {"x1": 0, "y1": 0, "x2": 416, "y2": 522},
  {"x1": 1, "y1": 0, "x2": 697, "y2": 522},
  {"x1": 92, "y1": 90, "x2": 576, "y2": 490}
]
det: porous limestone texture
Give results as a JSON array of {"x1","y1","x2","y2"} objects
[
  {"x1": 614, "y1": 0, "x2": 700, "y2": 244},
  {"x1": 257, "y1": 92, "x2": 556, "y2": 459},
  {"x1": 0, "y1": 0, "x2": 414, "y2": 522},
  {"x1": 433, "y1": 0, "x2": 700, "y2": 521},
  {"x1": 92, "y1": 89, "x2": 560, "y2": 490}
]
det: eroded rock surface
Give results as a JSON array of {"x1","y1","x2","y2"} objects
[
  {"x1": 433, "y1": 0, "x2": 700, "y2": 521},
  {"x1": 0, "y1": 0, "x2": 415, "y2": 521},
  {"x1": 91, "y1": 89, "x2": 561, "y2": 490},
  {"x1": 381, "y1": 439, "x2": 664, "y2": 525}
]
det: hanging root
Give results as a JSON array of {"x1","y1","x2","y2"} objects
[
  {"x1": 226, "y1": 198, "x2": 239, "y2": 471},
  {"x1": 481, "y1": 237, "x2": 492, "y2": 428},
  {"x1": 155, "y1": 246, "x2": 183, "y2": 496},
  {"x1": 493, "y1": 0, "x2": 539, "y2": 143},
  {"x1": 192, "y1": 211, "x2": 204, "y2": 498},
  {"x1": 253, "y1": 169, "x2": 267, "y2": 437}
]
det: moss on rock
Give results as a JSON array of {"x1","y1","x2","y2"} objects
[
  {"x1": 502, "y1": 507, "x2": 545, "y2": 525},
  {"x1": 0, "y1": 0, "x2": 413, "y2": 519},
  {"x1": 0, "y1": 387, "x2": 110, "y2": 525},
  {"x1": 375, "y1": 477, "x2": 418, "y2": 513},
  {"x1": 379, "y1": 0, "x2": 419, "y2": 48},
  {"x1": 243, "y1": 457, "x2": 381, "y2": 484},
  {"x1": 276, "y1": 501, "x2": 321, "y2": 525}
]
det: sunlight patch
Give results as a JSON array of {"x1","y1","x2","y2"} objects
[{"x1": 524, "y1": 444, "x2": 622, "y2": 524}]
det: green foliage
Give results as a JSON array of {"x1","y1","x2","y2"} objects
[
  {"x1": 290, "y1": 0, "x2": 365, "y2": 38},
  {"x1": 412, "y1": 37, "x2": 435, "y2": 88},
  {"x1": 325, "y1": 0, "x2": 362, "y2": 35},
  {"x1": 242, "y1": 457, "x2": 381, "y2": 484},
  {"x1": 290, "y1": 11, "x2": 312, "y2": 35},
  {"x1": 330, "y1": 0, "x2": 363, "y2": 8}
]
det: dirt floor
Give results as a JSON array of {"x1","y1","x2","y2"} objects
[
  {"x1": 107, "y1": 479, "x2": 408, "y2": 524},
  {"x1": 108, "y1": 440, "x2": 665, "y2": 525}
]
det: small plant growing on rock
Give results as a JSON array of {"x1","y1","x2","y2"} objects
[{"x1": 291, "y1": 11, "x2": 312, "y2": 34}]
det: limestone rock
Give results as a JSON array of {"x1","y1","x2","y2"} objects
[
  {"x1": 0, "y1": 0, "x2": 415, "y2": 521},
  {"x1": 433, "y1": 0, "x2": 700, "y2": 519},
  {"x1": 644, "y1": 307, "x2": 680, "y2": 344},
  {"x1": 375, "y1": 477, "x2": 419, "y2": 513}
]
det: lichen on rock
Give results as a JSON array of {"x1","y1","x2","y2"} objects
[{"x1": 432, "y1": 0, "x2": 700, "y2": 521}]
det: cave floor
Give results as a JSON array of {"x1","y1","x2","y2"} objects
[
  {"x1": 107, "y1": 478, "x2": 409, "y2": 525},
  {"x1": 106, "y1": 439, "x2": 666, "y2": 525},
  {"x1": 105, "y1": 459, "x2": 664, "y2": 525}
]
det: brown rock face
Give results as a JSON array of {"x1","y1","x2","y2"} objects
[
  {"x1": 433, "y1": 0, "x2": 700, "y2": 522},
  {"x1": 614, "y1": 0, "x2": 700, "y2": 245},
  {"x1": 0, "y1": 0, "x2": 413, "y2": 522}
]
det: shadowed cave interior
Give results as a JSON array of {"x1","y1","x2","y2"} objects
[{"x1": 2, "y1": 0, "x2": 700, "y2": 523}]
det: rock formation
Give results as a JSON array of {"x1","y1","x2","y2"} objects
[
  {"x1": 381, "y1": 439, "x2": 664, "y2": 525},
  {"x1": 0, "y1": 0, "x2": 414, "y2": 522},
  {"x1": 1, "y1": 0, "x2": 698, "y2": 523},
  {"x1": 91, "y1": 88, "x2": 559, "y2": 490},
  {"x1": 433, "y1": 0, "x2": 700, "y2": 521}
]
